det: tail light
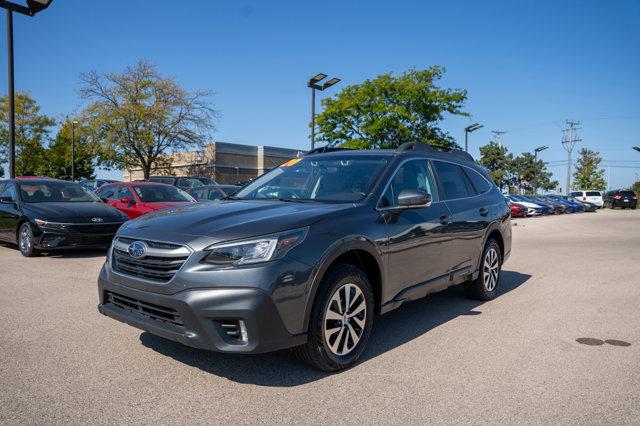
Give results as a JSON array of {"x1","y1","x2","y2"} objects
[
  {"x1": 633, "y1": 196, "x2": 638, "y2": 200},
  {"x1": 613, "y1": 195, "x2": 622, "y2": 199}
]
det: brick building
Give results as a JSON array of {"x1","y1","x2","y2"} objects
[{"x1": 123, "y1": 141, "x2": 304, "y2": 184}]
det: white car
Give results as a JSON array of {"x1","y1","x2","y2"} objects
[
  {"x1": 569, "y1": 190, "x2": 604, "y2": 208},
  {"x1": 506, "y1": 195, "x2": 544, "y2": 216}
]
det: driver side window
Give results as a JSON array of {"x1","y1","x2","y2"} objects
[{"x1": 382, "y1": 160, "x2": 438, "y2": 207}]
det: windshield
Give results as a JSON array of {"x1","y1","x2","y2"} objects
[
  {"x1": 133, "y1": 185, "x2": 194, "y2": 202},
  {"x1": 235, "y1": 155, "x2": 390, "y2": 202},
  {"x1": 19, "y1": 181, "x2": 100, "y2": 203}
]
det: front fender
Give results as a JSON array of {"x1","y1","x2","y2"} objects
[{"x1": 300, "y1": 235, "x2": 384, "y2": 332}]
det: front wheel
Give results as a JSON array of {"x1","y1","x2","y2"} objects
[
  {"x1": 294, "y1": 263, "x2": 374, "y2": 372},
  {"x1": 18, "y1": 222, "x2": 40, "y2": 257},
  {"x1": 464, "y1": 239, "x2": 502, "y2": 300}
]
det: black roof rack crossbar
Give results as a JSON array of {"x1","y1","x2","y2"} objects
[
  {"x1": 396, "y1": 142, "x2": 475, "y2": 163},
  {"x1": 305, "y1": 146, "x2": 354, "y2": 155}
]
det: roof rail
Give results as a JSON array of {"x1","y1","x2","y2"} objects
[
  {"x1": 396, "y1": 142, "x2": 475, "y2": 163},
  {"x1": 305, "y1": 146, "x2": 354, "y2": 155}
]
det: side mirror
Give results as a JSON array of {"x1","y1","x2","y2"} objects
[
  {"x1": 120, "y1": 197, "x2": 134, "y2": 204},
  {"x1": 397, "y1": 189, "x2": 432, "y2": 209},
  {"x1": 0, "y1": 196, "x2": 15, "y2": 204}
]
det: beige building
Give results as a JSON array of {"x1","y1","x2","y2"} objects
[{"x1": 124, "y1": 141, "x2": 304, "y2": 184}]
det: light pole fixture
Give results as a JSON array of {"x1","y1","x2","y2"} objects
[
  {"x1": 71, "y1": 120, "x2": 78, "y2": 181},
  {"x1": 533, "y1": 146, "x2": 549, "y2": 194},
  {"x1": 308, "y1": 73, "x2": 340, "y2": 150},
  {"x1": 464, "y1": 123, "x2": 483, "y2": 152},
  {"x1": 633, "y1": 146, "x2": 640, "y2": 153},
  {"x1": 1, "y1": 0, "x2": 53, "y2": 179}
]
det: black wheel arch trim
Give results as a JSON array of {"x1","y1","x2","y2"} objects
[{"x1": 301, "y1": 235, "x2": 384, "y2": 332}]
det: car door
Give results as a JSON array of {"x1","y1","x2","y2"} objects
[
  {"x1": 432, "y1": 161, "x2": 488, "y2": 278},
  {"x1": 381, "y1": 159, "x2": 453, "y2": 302},
  {"x1": 114, "y1": 186, "x2": 141, "y2": 218},
  {"x1": 0, "y1": 182, "x2": 21, "y2": 242}
]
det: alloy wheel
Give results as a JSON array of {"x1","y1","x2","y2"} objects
[
  {"x1": 483, "y1": 247, "x2": 500, "y2": 291},
  {"x1": 19, "y1": 225, "x2": 32, "y2": 253},
  {"x1": 323, "y1": 283, "x2": 367, "y2": 356}
]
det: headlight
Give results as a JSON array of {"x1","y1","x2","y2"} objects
[{"x1": 203, "y1": 227, "x2": 308, "y2": 266}]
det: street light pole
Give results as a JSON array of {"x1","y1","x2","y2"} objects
[
  {"x1": 6, "y1": 8, "x2": 15, "y2": 178},
  {"x1": 1, "y1": 0, "x2": 54, "y2": 179},
  {"x1": 307, "y1": 73, "x2": 340, "y2": 150},
  {"x1": 464, "y1": 123, "x2": 483, "y2": 152},
  {"x1": 533, "y1": 145, "x2": 549, "y2": 194},
  {"x1": 71, "y1": 120, "x2": 77, "y2": 181}
]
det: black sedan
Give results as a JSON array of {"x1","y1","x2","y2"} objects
[
  {"x1": 187, "y1": 184, "x2": 241, "y2": 202},
  {"x1": 0, "y1": 178, "x2": 129, "y2": 257}
]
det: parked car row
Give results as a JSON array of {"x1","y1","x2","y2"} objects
[{"x1": 507, "y1": 193, "x2": 601, "y2": 217}]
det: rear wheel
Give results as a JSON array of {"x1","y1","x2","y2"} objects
[
  {"x1": 18, "y1": 222, "x2": 40, "y2": 257},
  {"x1": 294, "y1": 263, "x2": 374, "y2": 371},
  {"x1": 464, "y1": 239, "x2": 501, "y2": 300}
]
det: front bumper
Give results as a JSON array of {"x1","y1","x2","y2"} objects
[
  {"x1": 97, "y1": 269, "x2": 307, "y2": 354},
  {"x1": 35, "y1": 223, "x2": 123, "y2": 249}
]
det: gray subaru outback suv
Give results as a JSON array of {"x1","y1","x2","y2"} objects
[{"x1": 98, "y1": 143, "x2": 512, "y2": 371}]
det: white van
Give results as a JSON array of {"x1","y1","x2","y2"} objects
[{"x1": 569, "y1": 190, "x2": 604, "y2": 208}]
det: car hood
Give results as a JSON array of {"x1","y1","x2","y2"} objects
[
  {"x1": 22, "y1": 202, "x2": 127, "y2": 223},
  {"x1": 117, "y1": 200, "x2": 353, "y2": 249},
  {"x1": 146, "y1": 201, "x2": 195, "y2": 210},
  {"x1": 511, "y1": 200, "x2": 541, "y2": 209}
]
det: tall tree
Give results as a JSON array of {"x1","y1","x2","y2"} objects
[
  {"x1": 316, "y1": 66, "x2": 468, "y2": 149},
  {"x1": 38, "y1": 118, "x2": 96, "y2": 180},
  {"x1": 572, "y1": 148, "x2": 606, "y2": 190},
  {"x1": 1, "y1": 92, "x2": 55, "y2": 174},
  {"x1": 79, "y1": 61, "x2": 217, "y2": 179},
  {"x1": 510, "y1": 152, "x2": 558, "y2": 194},
  {"x1": 478, "y1": 142, "x2": 512, "y2": 190}
]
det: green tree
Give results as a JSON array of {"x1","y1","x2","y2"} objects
[
  {"x1": 478, "y1": 142, "x2": 512, "y2": 190},
  {"x1": 80, "y1": 61, "x2": 217, "y2": 179},
  {"x1": 1, "y1": 92, "x2": 55, "y2": 174},
  {"x1": 572, "y1": 148, "x2": 606, "y2": 190},
  {"x1": 38, "y1": 119, "x2": 96, "y2": 180},
  {"x1": 510, "y1": 152, "x2": 558, "y2": 194},
  {"x1": 316, "y1": 66, "x2": 468, "y2": 149}
]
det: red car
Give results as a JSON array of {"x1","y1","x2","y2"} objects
[
  {"x1": 95, "y1": 182, "x2": 196, "y2": 219},
  {"x1": 509, "y1": 202, "x2": 527, "y2": 218}
]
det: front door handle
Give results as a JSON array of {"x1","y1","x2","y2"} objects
[
  {"x1": 439, "y1": 215, "x2": 450, "y2": 225},
  {"x1": 479, "y1": 207, "x2": 488, "y2": 216}
]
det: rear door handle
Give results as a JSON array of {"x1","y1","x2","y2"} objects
[
  {"x1": 439, "y1": 215, "x2": 450, "y2": 225},
  {"x1": 479, "y1": 207, "x2": 488, "y2": 216}
]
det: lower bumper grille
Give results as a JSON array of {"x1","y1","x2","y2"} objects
[{"x1": 105, "y1": 291, "x2": 183, "y2": 327}]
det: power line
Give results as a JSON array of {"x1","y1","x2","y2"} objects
[
  {"x1": 561, "y1": 120, "x2": 581, "y2": 194},
  {"x1": 491, "y1": 130, "x2": 507, "y2": 147}
]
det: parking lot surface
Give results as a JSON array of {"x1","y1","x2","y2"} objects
[{"x1": 1, "y1": 209, "x2": 639, "y2": 424}]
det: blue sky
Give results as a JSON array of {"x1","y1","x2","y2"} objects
[{"x1": 2, "y1": 0, "x2": 639, "y2": 188}]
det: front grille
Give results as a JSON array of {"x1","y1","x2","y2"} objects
[
  {"x1": 111, "y1": 238, "x2": 190, "y2": 282},
  {"x1": 66, "y1": 223, "x2": 123, "y2": 234},
  {"x1": 105, "y1": 291, "x2": 183, "y2": 327}
]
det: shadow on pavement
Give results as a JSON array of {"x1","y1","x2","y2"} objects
[
  {"x1": 0, "y1": 241, "x2": 107, "y2": 258},
  {"x1": 140, "y1": 270, "x2": 531, "y2": 387}
]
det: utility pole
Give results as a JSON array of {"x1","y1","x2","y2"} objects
[
  {"x1": 561, "y1": 120, "x2": 581, "y2": 195},
  {"x1": 492, "y1": 130, "x2": 506, "y2": 148},
  {"x1": 71, "y1": 120, "x2": 78, "y2": 181}
]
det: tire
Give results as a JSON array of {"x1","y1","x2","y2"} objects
[
  {"x1": 18, "y1": 222, "x2": 40, "y2": 257},
  {"x1": 294, "y1": 263, "x2": 374, "y2": 372},
  {"x1": 463, "y1": 238, "x2": 502, "y2": 301}
]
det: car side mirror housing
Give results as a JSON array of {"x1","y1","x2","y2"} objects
[
  {"x1": 120, "y1": 197, "x2": 134, "y2": 204},
  {"x1": 0, "y1": 196, "x2": 15, "y2": 204},
  {"x1": 397, "y1": 189, "x2": 432, "y2": 209}
]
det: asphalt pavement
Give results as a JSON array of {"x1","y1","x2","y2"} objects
[{"x1": 1, "y1": 208, "x2": 639, "y2": 424}]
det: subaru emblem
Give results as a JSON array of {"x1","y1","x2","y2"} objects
[
  {"x1": 127, "y1": 241, "x2": 148, "y2": 259},
  {"x1": 91, "y1": 217, "x2": 104, "y2": 223}
]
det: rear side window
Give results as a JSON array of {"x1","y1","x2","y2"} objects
[
  {"x1": 585, "y1": 191, "x2": 601, "y2": 196},
  {"x1": 569, "y1": 191, "x2": 582, "y2": 197},
  {"x1": 97, "y1": 186, "x2": 117, "y2": 200},
  {"x1": 464, "y1": 168, "x2": 491, "y2": 194},
  {"x1": 433, "y1": 161, "x2": 476, "y2": 200}
]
